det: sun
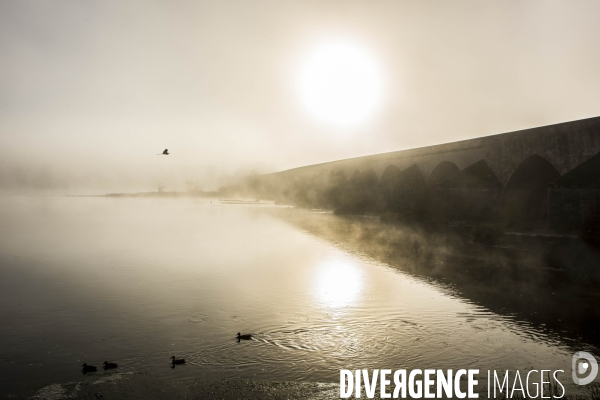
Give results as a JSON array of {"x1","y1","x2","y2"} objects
[{"x1": 297, "y1": 41, "x2": 383, "y2": 128}]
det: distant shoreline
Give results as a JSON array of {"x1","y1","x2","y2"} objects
[{"x1": 66, "y1": 191, "x2": 222, "y2": 198}]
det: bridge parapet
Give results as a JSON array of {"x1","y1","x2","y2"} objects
[
  {"x1": 269, "y1": 116, "x2": 600, "y2": 189},
  {"x1": 252, "y1": 115, "x2": 600, "y2": 228}
]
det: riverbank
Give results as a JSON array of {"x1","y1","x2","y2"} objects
[
  {"x1": 23, "y1": 373, "x2": 600, "y2": 400},
  {"x1": 24, "y1": 374, "x2": 338, "y2": 400}
]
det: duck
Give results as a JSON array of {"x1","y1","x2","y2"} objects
[
  {"x1": 237, "y1": 332, "x2": 252, "y2": 341},
  {"x1": 81, "y1": 363, "x2": 97, "y2": 373},
  {"x1": 103, "y1": 361, "x2": 118, "y2": 370},
  {"x1": 170, "y1": 356, "x2": 185, "y2": 365}
]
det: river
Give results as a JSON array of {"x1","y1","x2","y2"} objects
[{"x1": 0, "y1": 196, "x2": 597, "y2": 397}]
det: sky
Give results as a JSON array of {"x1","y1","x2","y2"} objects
[{"x1": 1, "y1": 0, "x2": 600, "y2": 193}]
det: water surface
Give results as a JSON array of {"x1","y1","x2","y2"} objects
[{"x1": 0, "y1": 196, "x2": 596, "y2": 397}]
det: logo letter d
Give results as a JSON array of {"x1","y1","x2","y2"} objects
[{"x1": 572, "y1": 351, "x2": 598, "y2": 385}]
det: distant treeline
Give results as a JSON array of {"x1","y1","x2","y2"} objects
[{"x1": 222, "y1": 167, "x2": 434, "y2": 222}]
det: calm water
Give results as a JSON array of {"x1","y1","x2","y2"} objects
[{"x1": 0, "y1": 196, "x2": 597, "y2": 397}]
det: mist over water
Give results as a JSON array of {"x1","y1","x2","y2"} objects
[{"x1": 0, "y1": 196, "x2": 596, "y2": 397}]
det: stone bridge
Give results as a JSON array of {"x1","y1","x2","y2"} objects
[{"x1": 258, "y1": 116, "x2": 600, "y2": 228}]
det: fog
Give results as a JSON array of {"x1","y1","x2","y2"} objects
[{"x1": 2, "y1": 0, "x2": 600, "y2": 193}]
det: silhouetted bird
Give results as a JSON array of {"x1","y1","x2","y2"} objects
[
  {"x1": 158, "y1": 149, "x2": 169, "y2": 155},
  {"x1": 103, "y1": 361, "x2": 118, "y2": 370},
  {"x1": 170, "y1": 356, "x2": 185, "y2": 365},
  {"x1": 81, "y1": 363, "x2": 97, "y2": 374},
  {"x1": 237, "y1": 332, "x2": 252, "y2": 341}
]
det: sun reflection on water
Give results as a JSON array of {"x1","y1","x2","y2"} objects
[{"x1": 314, "y1": 258, "x2": 364, "y2": 308}]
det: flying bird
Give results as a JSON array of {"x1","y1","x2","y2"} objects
[{"x1": 158, "y1": 149, "x2": 169, "y2": 155}]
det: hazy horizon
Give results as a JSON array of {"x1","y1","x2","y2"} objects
[{"x1": 2, "y1": 0, "x2": 600, "y2": 193}]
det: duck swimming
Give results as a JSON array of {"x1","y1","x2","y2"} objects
[
  {"x1": 237, "y1": 332, "x2": 252, "y2": 341},
  {"x1": 170, "y1": 356, "x2": 185, "y2": 365},
  {"x1": 103, "y1": 361, "x2": 118, "y2": 370},
  {"x1": 81, "y1": 363, "x2": 97, "y2": 374}
]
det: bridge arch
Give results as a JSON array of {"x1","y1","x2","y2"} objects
[
  {"x1": 335, "y1": 168, "x2": 379, "y2": 214},
  {"x1": 380, "y1": 164, "x2": 426, "y2": 214},
  {"x1": 428, "y1": 161, "x2": 460, "y2": 187},
  {"x1": 501, "y1": 154, "x2": 560, "y2": 227},
  {"x1": 380, "y1": 165, "x2": 402, "y2": 183},
  {"x1": 379, "y1": 165, "x2": 403, "y2": 206}
]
